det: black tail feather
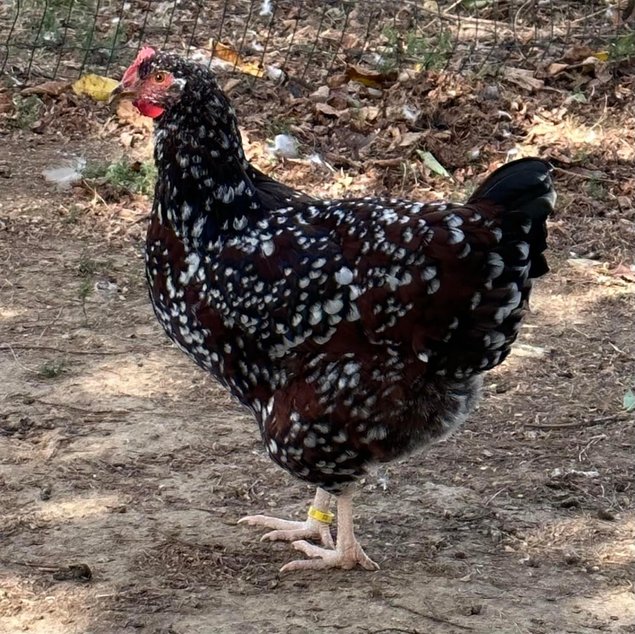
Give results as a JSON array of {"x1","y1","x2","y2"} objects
[{"x1": 468, "y1": 158, "x2": 555, "y2": 278}]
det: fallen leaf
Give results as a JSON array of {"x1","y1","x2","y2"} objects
[
  {"x1": 546, "y1": 63, "x2": 570, "y2": 77},
  {"x1": 503, "y1": 67, "x2": 544, "y2": 92},
  {"x1": 0, "y1": 91, "x2": 13, "y2": 114},
  {"x1": 399, "y1": 132, "x2": 425, "y2": 147},
  {"x1": 315, "y1": 102, "x2": 345, "y2": 117},
  {"x1": 416, "y1": 150, "x2": 451, "y2": 178},
  {"x1": 511, "y1": 343, "x2": 548, "y2": 359},
  {"x1": 21, "y1": 80, "x2": 71, "y2": 97},
  {"x1": 344, "y1": 65, "x2": 398, "y2": 89},
  {"x1": 222, "y1": 77, "x2": 242, "y2": 93},
  {"x1": 115, "y1": 100, "x2": 153, "y2": 133},
  {"x1": 609, "y1": 263, "x2": 635, "y2": 283},
  {"x1": 567, "y1": 257, "x2": 603, "y2": 269},
  {"x1": 360, "y1": 106, "x2": 380, "y2": 122},
  {"x1": 211, "y1": 42, "x2": 264, "y2": 78},
  {"x1": 562, "y1": 45, "x2": 595, "y2": 63},
  {"x1": 73, "y1": 74, "x2": 119, "y2": 102},
  {"x1": 309, "y1": 85, "x2": 330, "y2": 103}
]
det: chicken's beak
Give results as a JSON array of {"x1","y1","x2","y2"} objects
[{"x1": 108, "y1": 82, "x2": 136, "y2": 105}]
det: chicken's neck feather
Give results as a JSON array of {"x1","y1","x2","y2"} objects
[{"x1": 152, "y1": 78, "x2": 265, "y2": 249}]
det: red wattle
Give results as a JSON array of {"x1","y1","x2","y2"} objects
[{"x1": 134, "y1": 100, "x2": 165, "y2": 119}]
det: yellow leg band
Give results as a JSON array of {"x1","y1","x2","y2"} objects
[{"x1": 308, "y1": 505, "x2": 335, "y2": 524}]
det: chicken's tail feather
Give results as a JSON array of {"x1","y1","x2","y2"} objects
[{"x1": 468, "y1": 158, "x2": 555, "y2": 278}]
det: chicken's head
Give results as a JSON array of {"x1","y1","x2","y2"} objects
[{"x1": 109, "y1": 47, "x2": 187, "y2": 118}]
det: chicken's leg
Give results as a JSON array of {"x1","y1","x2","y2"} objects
[
  {"x1": 238, "y1": 487, "x2": 335, "y2": 549},
  {"x1": 281, "y1": 491, "x2": 379, "y2": 571}
]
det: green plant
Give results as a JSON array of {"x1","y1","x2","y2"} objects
[
  {"x1": 11, "y1": 94, "x2": 43, "y2": 129},
  {"x1": 264, "y1": 115, "x2": 297, "y2": 137},
  {"x1": 380, "y1": 26, "x2": 453, "y2": 72},
  {"x1": 63, "y1": 206, "x2": 83, "y2": 225},
  {"x1": 78, "y1": 254, "x2": 99, "y2": 278},
  {"x1": 609, "y1": 32, "x2": 635, "y2": 62},
  {"x1": 84, "y1": 158, "x2": 157, "y2": 196},
  {"x1": 586, "y1": 176, "x2": 606, "y2": 200},
  {"x1": 76, "y1": 253, "x2": 100, "y2": 323},
  {"x1": 37, "y1": 359, "x2": 68, "y2": 379}
]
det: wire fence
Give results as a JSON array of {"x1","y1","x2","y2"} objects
[{"x1": 1, "y1": 1, "x2": 634, "y2": 84}]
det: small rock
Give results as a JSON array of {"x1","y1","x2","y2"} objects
[
  {"x1": 482, "y1": 84, "x2": 500, "y2": 100},
  {"x1": 52, "y1": 563, "x2": 92, "y2": 583},
  {"x1": 309, "y1": 85, "x2": 330, "y2": 103},
  {"x1": 597, "y1": 508, "x2": 616, "y2": 521},
  {"x1": 524, "y1": 555, "x2": 541, "y2": 568}
]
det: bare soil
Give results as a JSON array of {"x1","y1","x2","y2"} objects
[{"x1": 1, "y1": 66, "x2": 634, "y2": 634}]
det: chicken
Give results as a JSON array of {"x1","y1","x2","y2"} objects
[{"x1": 109, "y1": 48, "x2": 556, "y2": 571}]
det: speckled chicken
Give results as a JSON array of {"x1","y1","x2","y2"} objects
[{"x1": 109, "y1": 48, "x2": 555, "y2": 571}]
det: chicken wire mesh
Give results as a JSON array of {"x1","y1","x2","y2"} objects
[{"x1": 0, "y1": 1, "x2": 633, "y2": 84}]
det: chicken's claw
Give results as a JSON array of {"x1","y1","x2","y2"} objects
[
  {"x1": 238, "y1": 514, "x2": 335, "y2": 549},
  {"x1": 280, "y1": 539, "x2": 379, "y2": 572}
]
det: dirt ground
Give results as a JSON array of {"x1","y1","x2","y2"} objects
[{"x1": 1, "y1": 63, "x2": 635, "y2": 634}]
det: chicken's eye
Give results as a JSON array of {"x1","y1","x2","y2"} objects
[{"x1": 154, "y1": 71, "x2": 167, "y2": 83}]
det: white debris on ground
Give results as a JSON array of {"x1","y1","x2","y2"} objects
[{"x1": 42, "y1": 157, "x2": 86, "y2": 189}]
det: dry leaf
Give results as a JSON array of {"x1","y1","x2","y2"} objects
[
  {"x1": 344, "y1": 65, "x2": 398, "y2": 89},
  {"x1": 503, "y1": 67, "x2": 544, "y2": 92},
  {"x1": 609, "y1": 264, "x2": 635, "y2": 283},
  {"x1": 222, "y1": 77, "x2": 242, "y2": 93},
  {"x1": 0, "y1": 91, "x2": 13, "y2": 114},
  {"x1": 315, "y1": 102, "x2": 345, "y2": 117},
  {"x1": 73, "y1": 74, "x2": 119, "y2": 102},
  {"x1": 360, "y1": 106, "x2": 380, "y2": 122},
  {"x1": 546, "y1": 63, "x2": 570, "y2": 77},
  {"x1": 399, "y1": 132, "x2": 424, "y2": 147},
  {"x1": 327, "y1": 73, "x2": 348, "y2": 88},
  {"x1": 212, "y1": 42, "x2": 264, "y2": 78},
  {"x1": 562, "y1": 45, "x2": 596, "y2": 63},
  {"x1": 115, "y1": 100, "x2": 153, "y2": 133},
  {"x1": 309, "y1": 86, "x2": 330, "y2": 103},
  {"x1": 21, "y1": 80, "x2": 71, "y2": 97}
]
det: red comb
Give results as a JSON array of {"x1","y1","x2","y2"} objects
[{"x1": 122, "y1": 46, "x2": 157, "y2": 85}]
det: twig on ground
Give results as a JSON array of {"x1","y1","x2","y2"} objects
[
  {"x1": 0, "y1": 343, "x2": 144, "y2": 356},
  {"x1": 387, "y1": 601, "x2": 474, "y2": 631},
  {"x1": 525, "y1": 414, "x2": 631, "y2": 430}
]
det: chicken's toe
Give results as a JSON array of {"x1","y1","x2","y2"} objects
[
  {"x1": 238, "y1": 514, "x2": 334, "y2": 549},
  {"x1": 280, "y1": 539, "x2": 379, "y2": 572}
]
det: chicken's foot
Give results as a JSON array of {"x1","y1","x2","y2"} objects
[
  {"x1": 281, "y1": 491, "x2": 379, "y2": 571},
  {"x1": 238, "y1": 487, "x2": 335, "y2": 549}
]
